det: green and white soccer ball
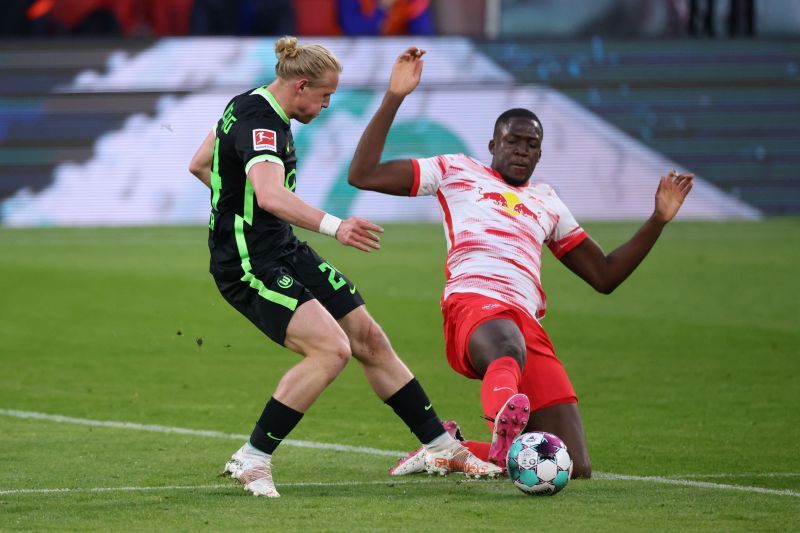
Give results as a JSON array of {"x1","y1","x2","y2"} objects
[{"x1": 507, "y1": 431, "x2": 572, "y2": 495}]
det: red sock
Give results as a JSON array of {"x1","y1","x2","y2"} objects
[
  {"x1": 480, "y1": 356, "x2": 522, "y2": 431},
  {"x1": 463, "y1": 440, "x2": 490, "y2": 462}
]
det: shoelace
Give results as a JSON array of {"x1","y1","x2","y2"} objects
[
  {"x1": 240, "y1": 464, "x2": 274, "y2": 485},
  {"x1": 446, "y1": 445, "x2": 472, "y2": 473}
]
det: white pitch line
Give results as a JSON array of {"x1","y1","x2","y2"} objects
[
  {"x1": 2, "y1": 408, "x2": 799, "y2": 499},
  {"x1": 0, "y1": 479, "x2": 454, "y2": 496},
  {"x1": 0, "y1": 409, "x2": 404, "y2": 457},
  {"x1": 672, "y1": 473, "x2": 800, "y2": 479},
  {"x1": 594, "y1": 473, "x2": 800, "y2": 498}
]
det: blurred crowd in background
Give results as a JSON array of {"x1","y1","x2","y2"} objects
[{"x1": 0, "y1": 0, "x2": 797, "y2": 39}]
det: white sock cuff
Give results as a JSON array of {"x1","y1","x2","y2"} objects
[{"x1": 424, "y1": 431, "x2": 457, "y2": 452}]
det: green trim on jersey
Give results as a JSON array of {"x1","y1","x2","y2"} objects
[
  {"x1": 245, "y1": 153, "x2": 284, "y2": 175},
  {"x1": 234, "y1": 213, "x2": 298, "y2": 311},
  {"x1": 251, "y1": 87, "x2": 290, "y2": 124},
  {"x1": 243, "y1": 178, "x2": 255, "y2": 225}
]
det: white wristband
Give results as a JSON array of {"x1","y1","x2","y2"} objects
[{"x1": 319, "y1": 213, "x2": 342, "y2": 238}]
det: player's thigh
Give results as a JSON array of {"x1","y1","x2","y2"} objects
[
  {"x1": 528, "y1": 403, "x2": 591, "y2": 479},
  {"x1": 284, "y1": 298, "x2": 351, "y2": 362},
  {"x1": 215, "y1": 266, "x2": 313, "y2": 347},
  {"x1": 287, "y1": 243, "x2": 365, "y2": 320},
  {"x1": 468, "y1": 318, "x2": 527, "y2": 375}
]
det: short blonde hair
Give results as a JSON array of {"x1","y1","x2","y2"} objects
[{"x1": 274, "y1": 36, "x2": 342, "y2": 86}]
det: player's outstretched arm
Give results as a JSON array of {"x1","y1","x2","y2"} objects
[
  {"x1": 348, "y1": 47, "x2": 426, "y2": 196},
  {"x1": 189, "y1": 130, "x2": 215, "y2": 188},
  {"x1": 560, "y1": 170, "x2": 693, "y2": 294},
  {"x1": 250, "y1": 162, "x2": 383, "y2": 253}
]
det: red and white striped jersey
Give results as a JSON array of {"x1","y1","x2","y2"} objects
[{"x1": 411, "y1": 153, "x2": 588, "y2": 321}]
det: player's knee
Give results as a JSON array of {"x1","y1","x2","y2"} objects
[
  {"x1": 351, "y1": 318, "x2": 392, "y2": 365},
  {"x1": 494, "y1": 338, "x2": 526, "y2": 369},
  {"x1": 310, "y1": 331, "x2": 351, "y2": 375},
  {"x1": 571, "y1": 460, "x2": 592, "y2": 479},
  {"x1": 331, "y1": 335, "x2": 352, "y2": 368}
]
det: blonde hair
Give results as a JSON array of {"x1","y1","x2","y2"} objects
[{"x1": 274, "y1": 36, "x2": 342, "y2": 86}]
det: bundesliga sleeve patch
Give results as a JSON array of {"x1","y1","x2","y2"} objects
[{"x1": 252, "y1": 129, "x2": 277, "y2": 152}]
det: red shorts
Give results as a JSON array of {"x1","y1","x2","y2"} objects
[{"x1": 442, "y1": 292, "x2": 577, "y2": 411}]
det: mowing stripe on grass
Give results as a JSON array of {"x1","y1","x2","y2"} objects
[
  {"x1": 2, "y1": 408, "x2": 799, "y2": 498},
  {"x1": 0, "y1": 478, "x2": 456, "y2": 496},
  {"x1": 0, "y1": 408, "x2": 404, "y2": 457}
]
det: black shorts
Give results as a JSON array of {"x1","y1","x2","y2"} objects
[{"x1": 214, "y1": 243, "x2": 364, "y2": 345}]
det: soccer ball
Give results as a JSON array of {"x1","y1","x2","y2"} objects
[{"x1": 507, "y1": 431, "x2": 572, "y2": 495}]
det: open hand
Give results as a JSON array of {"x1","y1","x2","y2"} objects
[
  {"x1": 654, "y1": 170, "x2": 694, "y2": 223},
  {"x1": 388, "y1": 47, "x2": 426, "y2": 97},
  {"x1": 336, "y1": 217, "x2": 384, "y2": 252}
]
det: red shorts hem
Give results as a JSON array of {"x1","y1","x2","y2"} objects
[
  {"x1": 442, "y1": 292, "x2": 577, "y2": 409},
  {"x1": 533, "y1": 396, "x2": 578, "y2": 411}
]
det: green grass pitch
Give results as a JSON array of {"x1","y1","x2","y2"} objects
[{"x1": 0, "y1": 220, "x2": 798, "y2": 531}]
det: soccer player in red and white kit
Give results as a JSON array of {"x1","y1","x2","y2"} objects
[{"x1": 348, "y1": 48, "x2": 694, "y2": 478}]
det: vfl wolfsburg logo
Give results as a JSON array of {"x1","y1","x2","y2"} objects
[{"x1": 277, "y1": 275, "x2": 293, "y2": 289}]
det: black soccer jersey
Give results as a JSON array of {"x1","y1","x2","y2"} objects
[{"x1": 208, "y1": 86, "x2": 300, "y2": 281}]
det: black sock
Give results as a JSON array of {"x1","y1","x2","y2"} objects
[
  {"x1": 385, "y1": 378, "x2": 446, "y2": 445},
  {"x1": 249, "y1": 397, "x2": 304, "y2": 455}
]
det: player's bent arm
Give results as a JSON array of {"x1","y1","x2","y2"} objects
[
  {"x1": 189, "y1": 130, "x2": 215, "y2": 188},
  {"x1": 560, "y1": 171, "x2": 693, "y2": 294},
  {"x1": 349, "y1": 49, "x2": 426, "y2": 195},
  {"x1": 348, "y1": 159, "x2": 416, "y2": 196},
  {"x1": 558, "y1": 218, "x2": 667, "y2": 295},
  {"x1": 249, "y1": 162, "x2": 383, "y2": 252},
  {"x1": 347, "y1": 92, "x2": 416, "y2": 195},
  {"x1": 250, "y1": 161, "x2": 327, "y2": 230}
]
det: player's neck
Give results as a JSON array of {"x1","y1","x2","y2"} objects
[{"x1": 265, "y1": 80, "x2": 295, "y2": 120}]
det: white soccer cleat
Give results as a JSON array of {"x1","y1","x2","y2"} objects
[
  {"x1": 223, "y1": 442, "x2": 280, "y2": 498},
  {"x1": 424, "y1": 443, "x2": 503, "y2": 479},
  {"x1": 390, "y1": 447, "x2": 426, "y2": 476},
  {"x1": 389, "y1": 420, "x2": 464, "y2": 476}
]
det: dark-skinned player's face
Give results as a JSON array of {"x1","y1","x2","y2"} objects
[{"x1": 489, "y1": 117, "x2": 543, "y2": 186}]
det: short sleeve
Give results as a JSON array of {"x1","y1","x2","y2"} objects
[
  {"x1": 409, "y1": 155, "x2": 452, "y2": 197},
  {"x1": 235, "y1": 116, "x2": 288, "y2": 175},
  {"x1": 544, "y1": 186, "x2": 589, "y2": 259}
]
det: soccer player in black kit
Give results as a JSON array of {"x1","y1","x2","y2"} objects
[{"x1": 188, "y1": 36, "x2": 500, "y2": 497}]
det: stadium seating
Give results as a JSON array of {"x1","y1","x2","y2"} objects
[{"x1": 480, "y1": 39, "x2": 800, "y2": 214}]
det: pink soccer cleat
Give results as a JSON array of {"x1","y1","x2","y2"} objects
[{"x1": 487, "y1": 393, "x2": 530, "y2": 469}]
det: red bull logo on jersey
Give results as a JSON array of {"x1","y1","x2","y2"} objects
[
  {"x1": 477, "y1": 189, "x2": 539, "y2": 220},
  {"x1": 253, "y1": 129, "x2": 277, "y2": 151}
]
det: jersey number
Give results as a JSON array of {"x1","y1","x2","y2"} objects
[{"x1": 318, "y1": 262, "x2": 346, "y2": 291}]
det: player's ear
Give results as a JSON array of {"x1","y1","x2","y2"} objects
[
  {"x1": 488, "y1": 139, "x2": 495, "y2": 155},
  {"x1": 296, "y1": 78, "x2": 309, "y2": 93}
]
